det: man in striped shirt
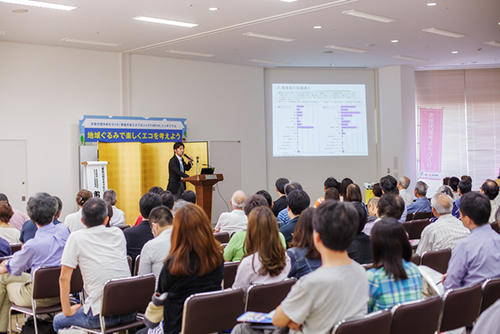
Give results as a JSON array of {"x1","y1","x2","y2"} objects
[{"x1": 416, "y1": 193, "x2": 469, "y2": 255}]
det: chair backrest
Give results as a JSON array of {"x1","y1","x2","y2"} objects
[
  {"x1": 214, "y1": 232, "x2": 230, "y2": 244},
  {"x1": 406, "y1": 212, "x2": 414, "y2": 221},
  {"x1": 408, "y1": 219, "x2": 431, "y2": 240},
  {"x1": 402, "y1": 222, "x2": 412, "y2": 235},
  {"x1": 439, "y1": 282, "x2": 482, "y2": 332},
  {"x1": 492, "y1": 223, "x2": 500, "y2": 234},
  {"x1": 390, "y1": 296, "x2": 441, "y2": 334},
  {"x1": 134, "y1": 254, "x2": 140, "y2": 276},
  {"x1": 10, "y1": 243, "x2": 22, "y2": 254},
  {"x1": 245, "y1": 278, "x2": 297, "y2": 313},
  {"x1": 181, "y1": 288, "x2": 245, "y2": 334},
  {"x1": 413, "y1": 211, "x2": 433, "y2": 220},
  {"x1": 481, "y1": 277, "x2": 500, "y2": 313},
  {"x1": 333, "y1": 309, "x2": 392, "y2": 334},
  {"x1": 420, "y1": 249, "x2": 451, "y2": 274},
  {"x1": 362, "y1": 263, "x2": 374, "y2": 270},
  {"x1": 223, "y1": 261, "x2": 239, "y2": 289},
  {"x1": 117, "y1": 225, "x2": 130, "y2": 231},
  {"x1": 100, "y1": 274, "x2": 155, "y2": 317},
  {"x1": 70, "y1": 265, "x2": 84, "y2": 294},
  {"x1": 410, "y1": 253, "x2": 420, "y2": 266},
  {"x1": 126, "y1": 255, "x2": 133, "y2": 274},
  {"x1": 32, "y1": 266, "x2": 62, "y2": 300}
]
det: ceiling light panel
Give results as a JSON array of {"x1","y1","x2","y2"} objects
[
  {"x1": 133, "y1": 16, "x2": 198, "y2": 28},
  {"x1": 0, "y1": 0, "x2": 76, "y2": 10},
  {"x1": 0, "y1": 31, "x2": 9, "y2": 35},
  {"x1": 342, "y1": 9, "x2": 396, "y2": 23},
  {"x1": 393, "y1": 55, "x2": 428, "y2": 62},
  {"x1": 61, "y1": 38, "x2": 121, "y2": 47},
  {"x1": 422, "y1": 27, "x2": 465, "y2": 38},
  {"x1": 243, "y1": 32, "x2": 296, "y2": 42},
  {"x1": 166, "y1": 50, "x2": 215, "y2": 57},
  {"x1": 484, "y1": 41, "x2": 500, "y2": 47},
  {"x1": 325, "y1": 44, "x2": 367, "y2": 53},
  {"x1": 248, "y1": 59, "x2": 289, "y2": 65}
]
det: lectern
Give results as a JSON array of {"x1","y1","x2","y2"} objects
[{"x1": 183, "y1": 174, "x2": 224, "y2": 220}]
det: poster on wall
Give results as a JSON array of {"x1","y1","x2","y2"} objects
[
  {"x1": 79, "y1": 115, "x2": 187, "y2": 144},
  {"x1": 419, "y1": 108, "x2": 443, "y2": 179}
]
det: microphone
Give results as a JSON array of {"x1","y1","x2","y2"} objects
[{"x1": 184, "y1": 154, "x2": 193, "y2": 162}]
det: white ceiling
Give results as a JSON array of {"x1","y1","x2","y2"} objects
[{"x1": 1, "y1": 0, "x2": 499, "y2": 69}]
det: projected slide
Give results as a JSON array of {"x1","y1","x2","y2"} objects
[{"x1": 272, "y1": 84, "x2": 368, "y2": 157}]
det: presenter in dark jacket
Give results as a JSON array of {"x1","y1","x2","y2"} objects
[{"x1": 167, "y1": 142, "x2": 193, "y2": 200}]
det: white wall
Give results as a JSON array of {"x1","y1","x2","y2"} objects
[{"x1": 0, "y1": 41, "x2": 121, "y2": 217}]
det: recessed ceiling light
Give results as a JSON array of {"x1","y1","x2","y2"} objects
[
  {"x1": 342, "y1": 9, "x2": 396, "y2": 23},
  {"x1": 427, "y1": 2, "x2": 437, "y2": 6},
  {"x1": 248, "y1": 59, "x2": 289, "y2": 65},
  {"x1": 365, "y1": 43, "x2": 376, "y2": 47},
  {"x1": 452, "y1": 51, "x2": 458, "y2": 54},
  {"x1": 208, "y1": 7, "x2": 218, "y2": 11},
  {"x1": 393, "y1": 55, "x2": 428, "y2": 62},
  {"x1": 484, "y1": 41, "x2": 500, "y2": 47},
  {"x1": 12, "y1": 8, "x2": 28, "y2": 13},
  {"x1": 61, "y1": 38, "x2": 122, "y2": 47},
  {"x1": 133, "y1": 16, "x2": 198, "y2": 28},
  {"x1": 325, "y1": 44, "x2": 368, "y2": 53},
  {"x1": 391, "y1": 39, "x2": 398, "y2": 43},
  {"x1": 280, "y1": 0, "x2": 298, "y2": 2},
  {"x1": 313, "y1": 26, "x2": 322, "y2": 29},
  {"x1": 243, "y1": 32, "x2": 296, "y2": 42},
  {"x1": 422, "y1": 27, "x2": 465, "y2": 38},
  {"x1": 166, "y1": 49, "x2": 215, "y2": 57},
  {"x1": 0, "y1": 0, "x2": 76, "y2": 10}
]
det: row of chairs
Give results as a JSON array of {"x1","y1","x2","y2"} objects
[
  {"x1": 405, "y1": 211, "x2": 433, "y2": 222},
  {"x1": 402, "y1": 218, "x2": 432, "y2": 240},
  {"x1": 333, "y1": 277, "x2": 500, "y2": 334}
]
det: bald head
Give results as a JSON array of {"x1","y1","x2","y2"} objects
[
  {"x1": 231, "y1": 190, "x2": 246, "y2": 209},
  {"x1": 431, "y1": 193, "x2": 453, "y2": 216}
]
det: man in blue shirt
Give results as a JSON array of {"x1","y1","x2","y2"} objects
[
  {"x1": 279, "y1": 190, "x2": 310, "y2": 245},
  {"x1": 407, "y1": 181, "x2": 432, "y2": 214},
  {"x1": 0, "y1": 193, "x2": 69, "y2": 334},
  {"x1": 19, "y1": 196, "x2": 63, "y2": 244}
]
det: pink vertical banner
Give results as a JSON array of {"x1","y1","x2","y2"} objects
[{"x1": 419, "y1": 108, "x2": 443, "y2": 173}]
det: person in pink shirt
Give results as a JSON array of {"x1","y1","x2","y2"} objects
[{"x1": 0, "y1": 193, "x2": 27, "y2": 231}]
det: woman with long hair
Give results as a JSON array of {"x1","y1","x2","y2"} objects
[
  {"x1": 64, "y1": 189, "x2": 92, "y2": 232},
  {"x1": 232, "y1": 206, "x2": 290, "y2": 292},
  {"x1": 367, "y1": 217, "x2": 422, "y2": 312},
  {"x1": 286, "y1": 207, "x2": 321, "y2": 279},
  {"x1": 339, "y1": 178, "x2": 353, "y2": 201},
  {"x1": 148, "y1": 204, "x2": 224, "y2": 334}
]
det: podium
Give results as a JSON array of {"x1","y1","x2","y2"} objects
[{"x1": 183, "y1": 174, "x2": 224, "y2": 220}]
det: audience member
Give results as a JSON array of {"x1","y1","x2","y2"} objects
[
  {"x1": 214, "y1": 190, "x2": 247, "y2": 233},
  {"x1": 471, "y1": 299, "x2": 500, "y2": 334},
  {"x1": 366, "y1": 196, "x2": 379, "y2": 225},
  {"x1": 64, "y1": 189, "x2": 93, "y2": 232},
  {"x1": 449, "y1": 176, "x2": 460, "y2": 200},
  {"x1": 143, "y1": 204, "x2": 223, "y2": 334},
  {"x1": 367, "y1": 218, "x2": 422, "y2": 312},
  {"x1": 103, "y1": 189, "x2": 126, "y2": 227},
  {"x1": 0, "y1": 201, "x2": 20, "y2": 244},
  {"x1": 443, "y1": 177, "x2": 450, "y2": 186},
  {"x1": 363, "y1": 193, "x2": 404, "y2": 236},
  {"x1": 416, "y1": 193, "x2": 469, "y2": 255},
  {"x1": 279, "y1": 190, "x2": 311, "y2": 245},
  {"x1": 272, "y1": 178, "x2": 289, "y2": 216},
  {"x1": 124, "y1": 192, "x2": 162, "y2": 267},
  {"x1": 160, "y1": 191, "x2": 175, "y2": 211},
  {"x1": 180, "y1": 190, "x2": 196, "y2": 204},
  {"x1": 452, "y1": 179, "x2": 471, "y2": 219},
  {"x1": 172, "y1": 199, "x2": 189, "y2": 216},
  {"x1": 348, "y1": 201, "x2": 372, "y2": 264},
  {"x1": 256, "y1": 190, "x2": 272, "y2": 208},
  {"x1": 314, "y1": 177, "x2": 340, "y2": 208},
  {"x1": 277, "y1": 182, "x2": 303, "y2": 226},
  {"x1": 0, "y1": 238, "x2": 10, "y2": 258},
  {"x1": 407, "y1": 181, "x2": 431, "y2": 214},
  {"x1": 379, "y1": 175, "x2": 407, "y2": 222},
  {"x1": 444, "y1": 192, "x2": 500, "y2": 290},
  {"x1": 138, "y1": 206, "x2": 173, "y2": 285},
  {"x1": 480, "y1": 179, "x2": 499, "y2": 224},
  {"x1": 372, "y1": 183, "x2": 383, "y2": 197},
  {"x1": 53, "y1": 198, "x2": 134, "y2": 331},
  {"x1": 0, "y1": 194, "x2": 27, "y2": 231},
  {"x1": 148, "y1": 186, "x2": 164, "y2": 195},
  {"x1": 286, "y1": 208, "x2": 321, "y2": 279},
  {"x1": 19, "y1": 196, "x2": 63, "y2": 243},
  {"x1": 345, "y1": 183, "x2": 363, "y2": 203},
  {"x1": 232, "y1": 207, "x2": 291, "y2": 292},
  {"x1": 0, "y1": 193, "x2": 69, "y2": 334},
  {"x1": 339, "y1": 178, "x2": 353, "y2": 201},
  {"x1": 324, "y1": 188, "x2": 340, "y2": 201},
  {"x1": 460, "y1": 175, "x2": 472, "y2": 183},
  {"x1": 398, "y1": 176, "x2": 413, "y2": 206}
]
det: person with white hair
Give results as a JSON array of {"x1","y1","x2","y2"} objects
[
  {"x1": 397, "y1": 176, "x2": 413, "y2": 206},
  {"x1": 415, "y1": 193, "x2": 469, "y2": 255},
  {"x1": 214, "y1": 190, "x2": 248, "y2": 233},
  {"x1": 407, "y1": 181, "x2": 431, "y2": 214},
  {"x1": 103, "y1": 189, "x2": 126, "y2": 227}
]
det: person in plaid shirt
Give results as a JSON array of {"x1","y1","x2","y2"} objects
[{"x1": 366, "y1": 217, "x2": 423, "y2": 312}]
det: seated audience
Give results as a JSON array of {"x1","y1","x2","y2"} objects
[
  {"x1": 143, "y1": 204, "x2": 223, "y2": 334},
  {"x1": 452, "y1": 179, "x2": 471, "y2": 219},
  {"x1": 339, "y1": 178, "x2": 353, "y2": 202},
  {"x1": 416, "y1": 193, "x2": 469, "y2": 255},
  {"x1": 214, "y1": 190, "x2": 247, "y2": 233},
  {"x1": 124, "y1": 192, "x2": 162, "y2": 267},
  {"x1": 64, "y1": 189, "x2": 93, "y2": 232},
  {"x1": 480, "y1": 179, "x2": 499, "y2": 224},
  {"x1": 224, "y1": 195, "x2": 285, "y2": 262},
  {"x1": 324, "y1": 187, "x2": 340, "y2": 201},
  {"x1": 277, "y1": 182, "x2": 303, "y2": 226},
  {"x1": 407, "y1": 181, "x2": 431, "y2": 214},
  {"x1": 133, "y1": 187, "x2": 166, "y2": 227},
  {"x1": 256, "y1": 190, "x2": 273, "y2": 208},
  {"x1": 279, "y1": 190, "x2": 311, "y2": 245},
  {"x1": 180, "y1": 190, "x2": 196, "y2": 204},
  {"x1": 0, "y1": 194, "x2": 27, "y2": 231},
  {"x1": 348, "y1": 202, "x2": 372, "y2": 264},
  {"x1": 471, "y1": 299, "x2": 500, "y2": 334},
  {"x1": 0, "y1": 193, "x2": 69, "y2": 334},
  {"x1": 286, "y1": 208, "x2": 321, "y2": 279},
  {"x1": 172, "y1": 199, "x2": 189, "y2": 216},
  {"x1": 345, "y1": 183, "x2": 363, "y2": 203},
  {"x1": 0, "y1": 201, "x2": 20, "y2": 244},
  {"x1": 138, "y1": 206, "x2": 173, "y2": 284},
  {"x1": 380, "y1": 175, "x2": 407, "y2": 222},
  {"x1": 160, "y1": 191, "x2": 175, "y2": 211},
  {"x1": 0, "y1": 238, "x2": 10, "y2": 258},
  {"x1": 449, "y1": 176, "x2": 460, "y2": 200},
  {"x1": 363, "y1": 193, "x2": 404, "y2": 236},
  {"x1": 314, "y1": 177, "x2": 340, "y2": 208},
  {"x1": 232, "y1": 206, "x2": 291, "y2": 292},
  {"x1": 367, "y1": 217, "x2": 422, "y2": 312},
  {"x1": 443, "y1": 177, "x2": 450, "y2": 186},
  {"x1": 272, "y1": 178, "x2": 289, "y2": 216},
  {"x1": 444, "y1": 192, "x2": 500, "y2": 290},
  {"x1": 372, "y1": 183, "x2": 383, "y2": 197},
  {"x1": 398, "y1": 176, "x2": 413, "y2": 206},
  {"x1": 53, "y1": 198, "x2": 134, "y2": 331},
  {"x1": 20, "y1": 196, "x2": 63, "y2": 243},
  {"x1": 366, "y1": 196, "x2": 379, "y2": 225},
  {"x1": 103, "y1": 189, "x2": 126, "y2": 227}
]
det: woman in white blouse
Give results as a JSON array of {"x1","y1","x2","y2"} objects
[{"x1": 64, "y1": 189, "x2": 92, "y2": 232}]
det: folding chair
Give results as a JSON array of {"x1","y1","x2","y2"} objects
[
  {"x1": 390, "y1": 296, "x2": 441, "y2": 334},
  {"x1": 126, "y1": 255, "x2": 133, "y2": 274},
  {"x1": 413, "y1": 211, "x2": 433, "y2": 220},
  {"x1": 245, "y1": 278, "x2": 296, "y2": 313},
  {"x1": 223, "y1": 261, "x2": 239, "y2": 289},
  {"x1": 480, "y1": 277, "x2": 500, "y2": 313},
  {"x1": 438, "y1": 282, "x2": 482, "y2": 332},
  {"x1": 408, "y1": 219, "x2": 431, "y2": 240},
  {"x1": 134, "y1": 254, "x2": 141, "y2": 276},
  {"x1": 180, "y1": 288, "x2": 244, "y2": 334},
  {"x1": 214, "y1": 232, "x2": 230, "y2": 244},
  {"x1": 420, "y1": 249, "x2": 451, "y2": 274},
  {"x1": 405, "y1": 212, "x2": 413, "y2": 222},
  {"x1": 74, "y1": 274, "x2": 156, "y2": 334},
  {"x1": 10, "y1": 243, "x2": 22, "y2": 254},
  {"x1": 410, "y1": 253, "x2": 420, "y2": 266},
  {"x1": 332, "y1": 309, "x2": 392, "y2": 334}
]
